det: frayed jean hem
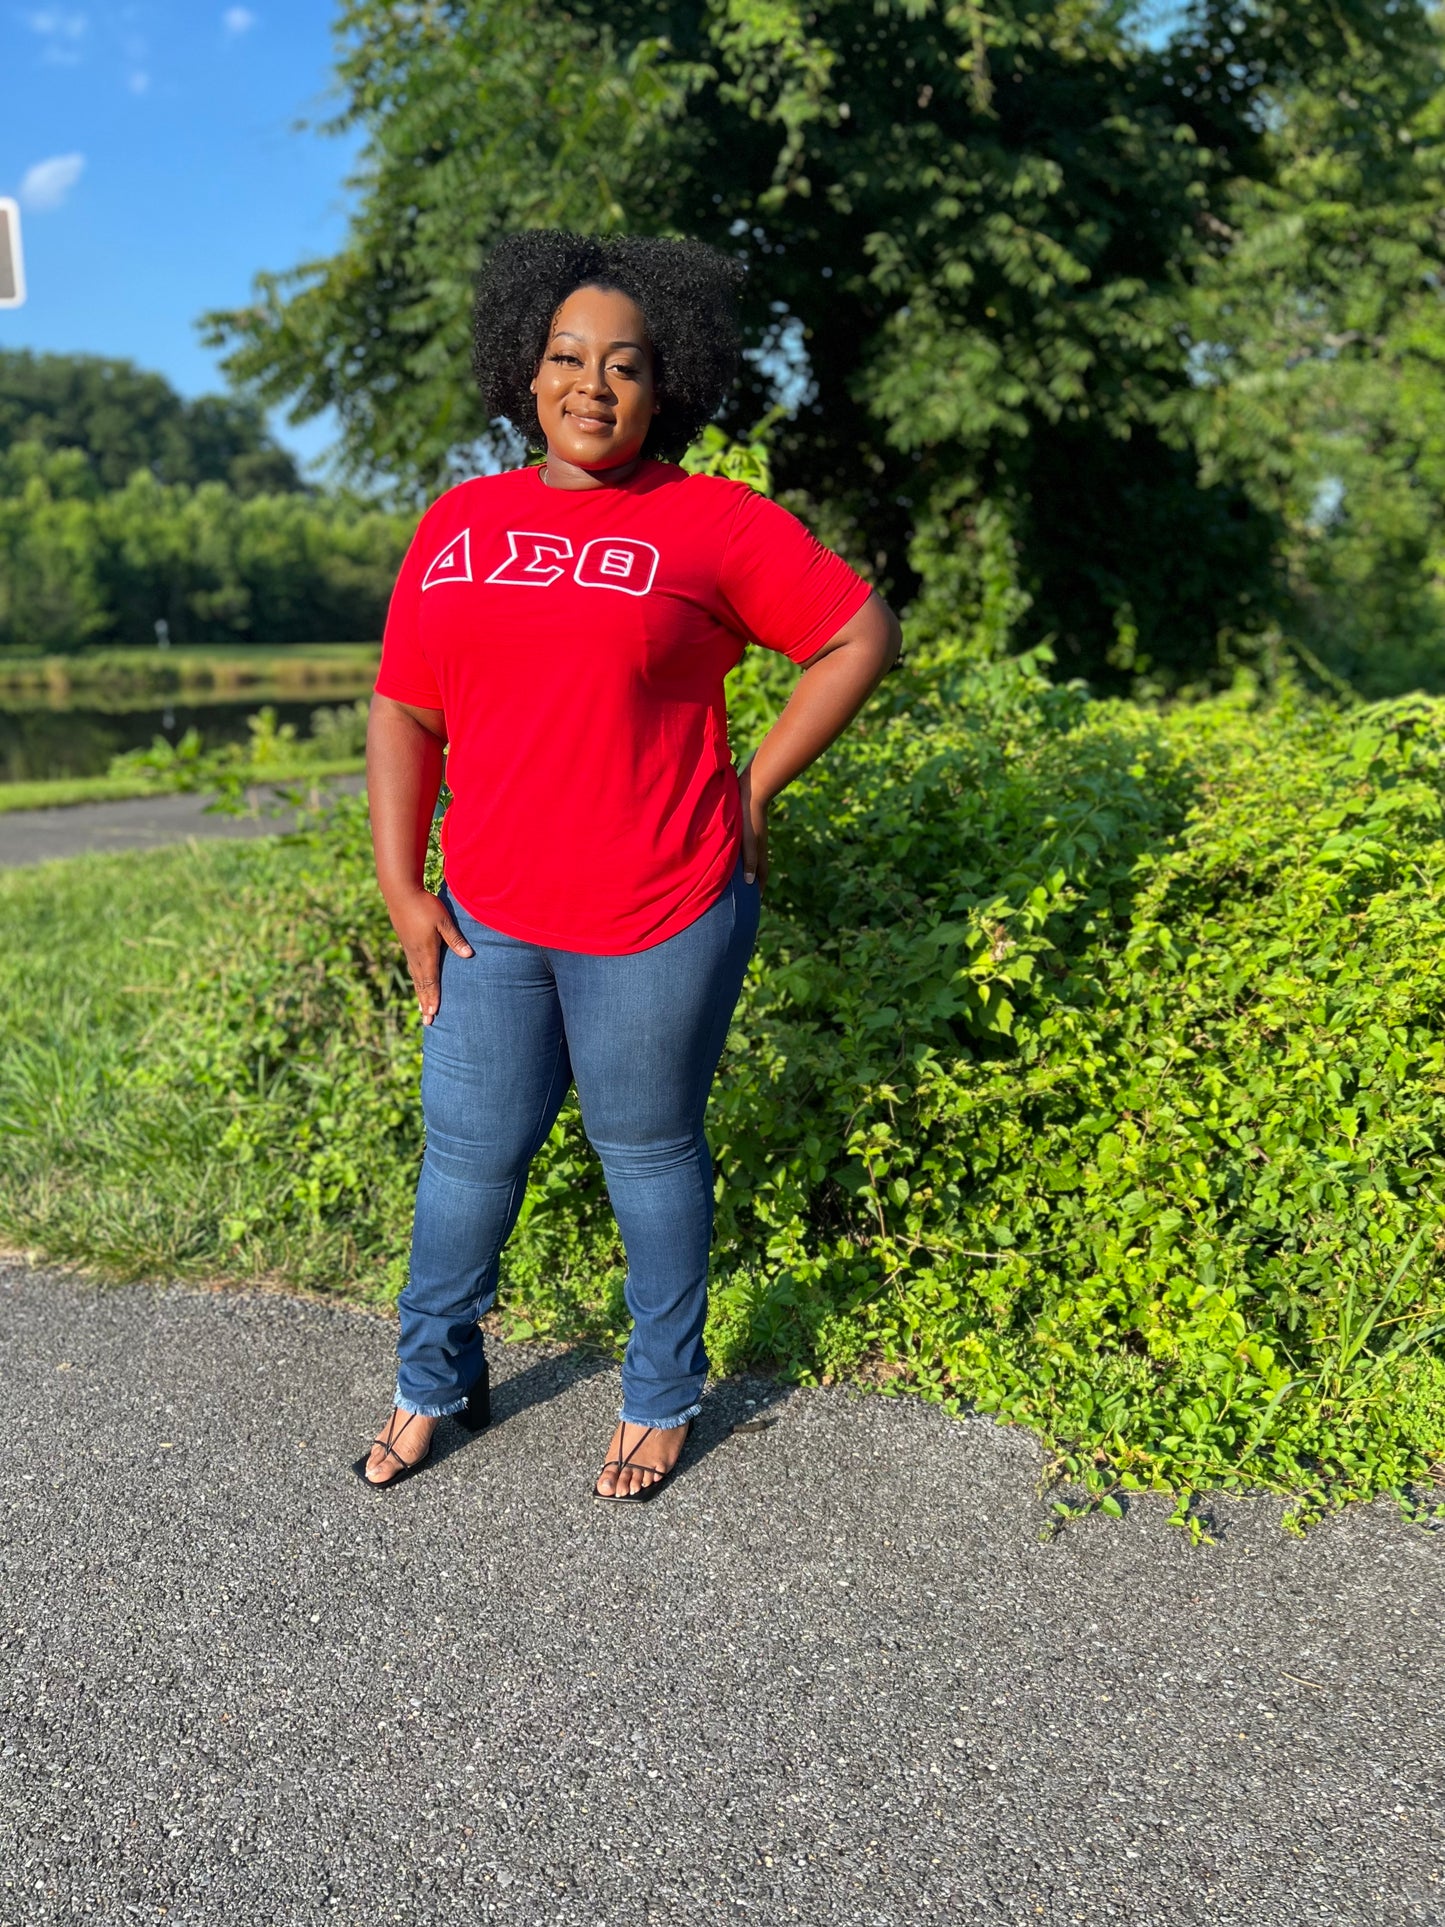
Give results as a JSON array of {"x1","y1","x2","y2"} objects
[
  {"x1": 394, "y1": 1389, "x2": 470, "y2": 1420},
  {"x1": 618, "y1": 1397, "x2": 703, "y2": 1432}
]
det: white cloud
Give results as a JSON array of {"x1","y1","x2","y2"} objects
[
  {"x1": 19, "y1": 153, "x2": 86, "y2": 212},
  {"x1": 222, "y1": 6, "x2": 256, "y2": 34},
  {"x1": 25, "y1": 8, "x2": 87, "y2": 63}
]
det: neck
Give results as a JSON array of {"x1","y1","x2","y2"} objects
[{"x1": 540, "y1": 450, "x2": 647, "y2": 492}]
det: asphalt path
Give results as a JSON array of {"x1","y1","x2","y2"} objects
[
  {"x1": 1, "y1": 1261, "x2": 1440, "y2": 1926},
  {"x1": 0, "y1": 777, "x2": 366, "y2": 869}
]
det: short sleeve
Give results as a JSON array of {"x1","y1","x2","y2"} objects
[
  {"x1": 715, "y1": 488, "x2": 873, "y2": 665},
  {"x1": 373, "y1": 514, "x2": 444, "y2": 710}
]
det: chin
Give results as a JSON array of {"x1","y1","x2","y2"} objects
[{"x1": 569, "y1": 445, "x2": 642, "y2": 470}]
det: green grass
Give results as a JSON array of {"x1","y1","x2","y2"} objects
[
  {"x1": 0, "y1": 773, "x2": 178, "y2": 812},
  {"x1": 0, "y1": 757, "x2": 365, "y2": 814},
  {"x1": 0, "y1": 837, "x2": 328, "y2": 1280}
]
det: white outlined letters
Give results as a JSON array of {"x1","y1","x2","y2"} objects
[
  {"x1": 573, "y1": 538, "x2": 660, "y2": 597},
  {"x1": 485, "y1": 530, "x2": 575, "y2": 588},
  {"x1": 421, "y1": 528, "x2": 473, "y2": 590},
  {"x1": 444, "y1": 529, "x2": 667, "y2": 597}
]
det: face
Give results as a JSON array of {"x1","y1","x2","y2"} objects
[{"x1": 530, "y1": 284, "x2": 659, "y2": 471}]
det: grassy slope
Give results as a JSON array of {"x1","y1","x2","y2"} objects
[
  {"x1": 0, "y1": 758, "x2": 365, "y2": 814},
  {"x1": 0, "y1": 839, "x2": 321, "y2": 1278}
]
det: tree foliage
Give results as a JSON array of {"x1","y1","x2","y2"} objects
[
  {"x1": 1167, "y1": 9, "x2": 1445, "y2": 696},
  {"x1": 0, "y1": 444, "x2": 408, "y2": 652},
  {"x1": 0, "y1": 350, "x2": 303, "y2": 497},
  {"x1": 205, "y1": 0, "x2": 1437, "y2": 688}
]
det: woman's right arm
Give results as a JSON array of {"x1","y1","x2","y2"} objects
[{"x1": 366, "y1": 692, "x2": 474, "y2": 1025}]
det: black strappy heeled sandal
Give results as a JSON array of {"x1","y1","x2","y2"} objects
[
  {"x1": 353, "y1": 1358, "x2": 490, "y2": 1489},
  {"x1": 353, "y1": 1408, "x2": 433, "y2": 1490},
  {"x1": 592, "y1": 1418, "x2": 693, "y2": 1505}
]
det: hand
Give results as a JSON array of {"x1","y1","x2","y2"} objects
[
  {"x1": 387, "y1": 886, "x2": 473, "y2": 1025},
  {"x1": 737, "y1": 763, "x2": 771, "y2": 893}
]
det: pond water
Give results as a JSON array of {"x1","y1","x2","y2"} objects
[{"x1": 0, "y1": 694, "x2": 365, "y2": 783}]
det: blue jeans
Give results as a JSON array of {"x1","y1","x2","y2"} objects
[{"x1": 394, "y1": 849, "x2": 762, "y2": 1429}]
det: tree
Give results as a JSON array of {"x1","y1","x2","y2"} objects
[
  {"x1": 204, "y1": 0, "x2": 1431, "y2": 687},
  {"x1": 0, "y1": 450, "x2": 108, "y2": 652},
  {"x1": 0, "y1": 441, "x2": 409, "y2": 652},
  {"x1": 0, "y1": 350, "x2": 304, "y2": 497},
  {"x1": 1163, "y1": 7, "x2": 1445, "y2": 694}
]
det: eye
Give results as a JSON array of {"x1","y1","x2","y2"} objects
[{"x1": 549, "y1": 351, "x2": 581, "y2": 366}]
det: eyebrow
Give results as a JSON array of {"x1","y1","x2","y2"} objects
[{"x1": 551, "y1": 331, "x2": 647, "y2": 352}]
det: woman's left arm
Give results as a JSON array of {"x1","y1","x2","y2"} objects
[{"x1": 737, "y1": 590, "x2": 903, "y2": 887}]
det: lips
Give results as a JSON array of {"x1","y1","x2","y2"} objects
[{"x1": 566, "y1": 409, "x2": 615, "y2": 429}]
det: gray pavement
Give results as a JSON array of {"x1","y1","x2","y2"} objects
[
  {"x1": 0, "y1": 1260, "x2": 1441, "y2": 1926},
  {"x1": 0, "y1": 777, "x2": 365, "y2": 868}
]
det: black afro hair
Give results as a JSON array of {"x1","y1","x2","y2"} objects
[{"x1": 472, "y1": 230, "x2": 745, "y2": 464}]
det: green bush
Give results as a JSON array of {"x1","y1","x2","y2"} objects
[
  {"x1": 102, "y1": 699, "x2": 370, "y2": 793},
  {"x1": 3, "y1": 649, "x2": 1443, "y2": 1527}
]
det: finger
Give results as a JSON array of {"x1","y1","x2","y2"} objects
[
  {"x1": 750, "y1": 831, "x2": 767, "y2": 891},
  {"x1": 408, "y1": 963, "x2": 441, "y2": 1026},
  {"x1": 742, "y1": 834, "x2": 756, "y2": 884},
  {"x1": 437, "y1": 911, "x2": 474, "y2": 958}
]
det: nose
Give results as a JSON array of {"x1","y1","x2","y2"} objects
[{"x1": 578, "y1": 360, "x2": 613, "y2": 398}]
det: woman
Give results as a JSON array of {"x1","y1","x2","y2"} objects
[{"x1": 358, "y1": 229, "x2": 901, "y2": 1501}]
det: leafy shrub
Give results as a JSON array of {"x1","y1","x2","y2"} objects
[
  {"x1": 103, "y1": 699, "x2": 370, "y2": 793},
  {"x1": 3, "y1": 648, "x2": 1443, "y2": 1526}
]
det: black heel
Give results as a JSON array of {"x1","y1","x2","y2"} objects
[{"x1": 456, "y1": 1355, "x2": 490, "y2": 1432}]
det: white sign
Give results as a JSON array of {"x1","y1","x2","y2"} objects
[{"x1": 0, "y1": 199, "x2": 24, "y2": 308}]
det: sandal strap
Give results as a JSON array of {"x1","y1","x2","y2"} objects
[
  {"x1": 617, "y1": 1423, "x2": 656, "y2": 1469},
  {"x1": 365, "y1": 1409, "x2": 425, "y2": 1470},
  {"x1": 595, "y1": 1419, "x2": 691, "y2": 1489},
  {"x1": 596, "y1": 1458, "x2": 665, "y2": 1481}
]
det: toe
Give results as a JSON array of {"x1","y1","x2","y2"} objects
[{"x1": 363, "y1": 1408, "x2": 434, "y2": 1483}]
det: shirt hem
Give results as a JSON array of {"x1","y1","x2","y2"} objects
[{"x1": 445, "y1": 840, "x2": 742, "y2": 956}]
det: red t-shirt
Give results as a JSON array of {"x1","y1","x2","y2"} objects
[{"x1": 373, "y1": 457, "x2": 873, "y2": 954}]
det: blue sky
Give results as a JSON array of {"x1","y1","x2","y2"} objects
[{"x1": 0, "y1": 2, "x2": 358, "y2": 472}]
